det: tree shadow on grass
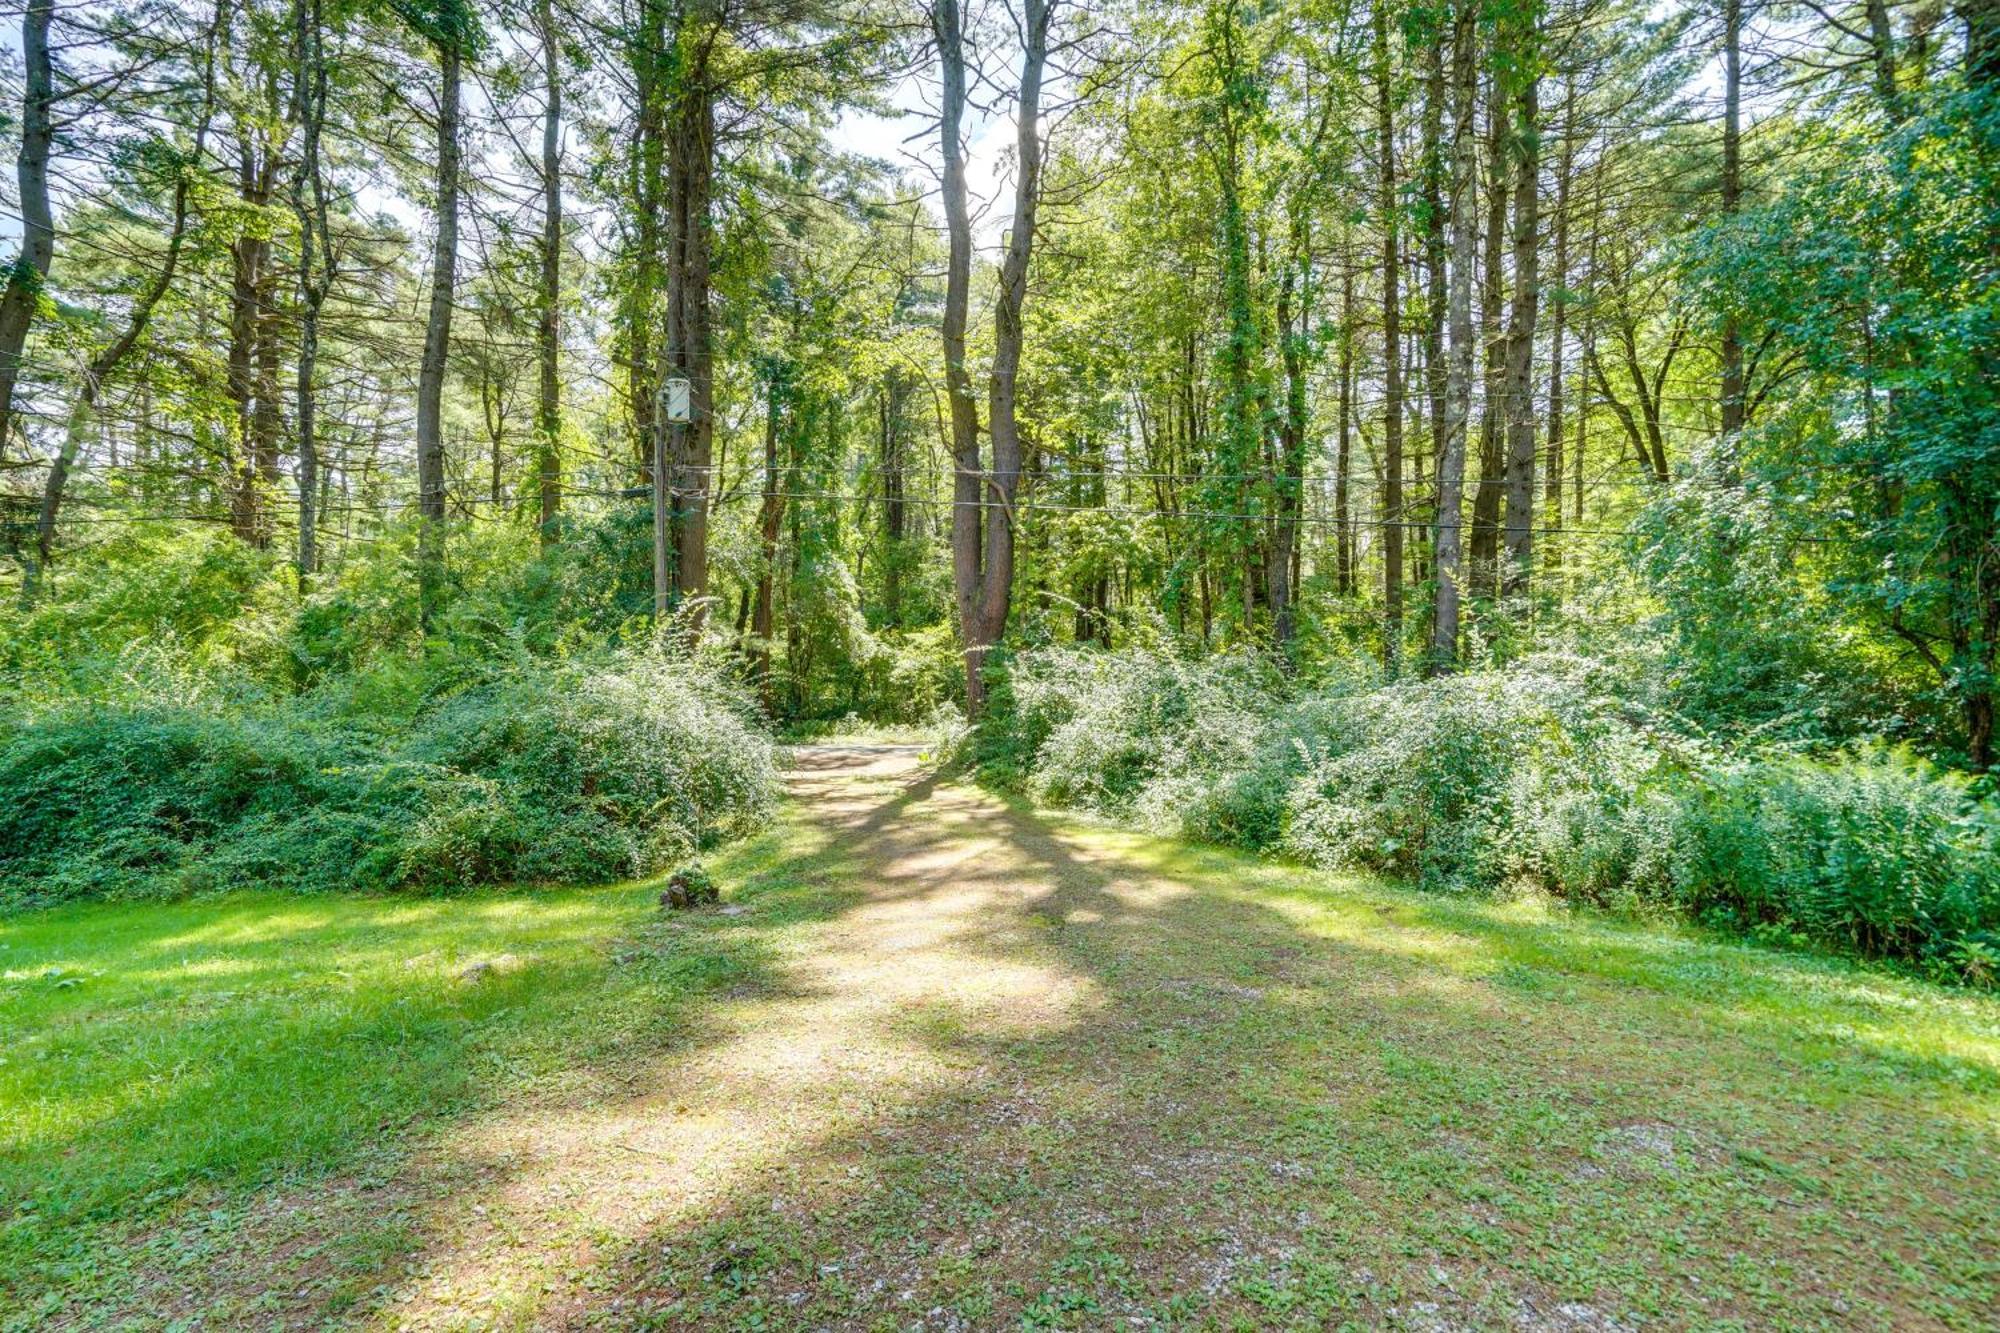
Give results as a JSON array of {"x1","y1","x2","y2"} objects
[
  {"x1": 14, "y1": 748, "x2": 1995, "y2": 1328},
  {"x1": 316, "y1": 757, "x2": 2000, "y2": 1330},
  {"x1": 0, "y1": 809, "x2": 891, "y2": 1326}
]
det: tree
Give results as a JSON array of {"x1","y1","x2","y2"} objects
[
  {"x1": 1431, "y1": 0, "x2": 1478, "y2": 671},
  {"x1": 535, "y1": 0, "x2": 562, "y2": 543},
  {"x1": 408, "y1": 0, "x2": 480, "y2": 629},
  {"x1": 936, "y1": 0, "x2": 1057, "y2": 712},
  {"x1": 1374, "y1": 0, "x2": 1405, "y2": 669},
  {"x1": 0, "y1": 0, "x2": 56, "y2": 463},
  {"x1": 1499, "y1": 0, "x2": 1541, "y2": 595}
]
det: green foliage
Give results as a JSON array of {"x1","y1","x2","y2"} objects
[
  {"x1": 0, "y1": 525, "x2": 295, "y2": 704},
  {"x1": 662, "y1": 860, "x2": 718, "y2": 907},
  {"x1": 0, "y1": 520, "x2": 778, "y2": 909},
  {"x1": 1688, "y1": 81, "x2": 2000, "y2": 762},
  {"x1": 1671, "y1": 749, "x2": 2000, "y2": 968},
  {"x1": 0, "y1": 647, "x2": 776, "y2": 908},
  {"x1": 990, "y1": 645, "x2": 2000, "y2": 981},
  {"x1": 1628, "y1": 455, "x2": 1919, "y2": 743},
  {"x1": 993, "y1": 644, "x2": 1290, "y2": 822},
  {"x1": 1285, "y1": 660, "x2": 1681, "y2": 900}
]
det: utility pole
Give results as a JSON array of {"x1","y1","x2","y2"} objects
[{"x1": 656, "y1": 375, "x2": 691, "y2": 621}]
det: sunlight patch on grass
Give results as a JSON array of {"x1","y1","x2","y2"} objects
[{"x1": 5, "y1": 758, "x2": 1998, "y2": 1328}]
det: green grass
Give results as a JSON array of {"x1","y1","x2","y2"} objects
[
  {"x1": 3, "y1": 760, "x2": 1997, "y2": 1328},
  {"x1": 0, "y1": 830, "x2": 842, "y2": 1327}
]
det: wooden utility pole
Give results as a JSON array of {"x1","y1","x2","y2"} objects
[{"x1": 656, "y1": 376, "x2": 689, "y2": 621}]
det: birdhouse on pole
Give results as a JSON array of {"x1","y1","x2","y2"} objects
[{"x1": 661, "y1": 376, "x2": 693, "y2": 424}]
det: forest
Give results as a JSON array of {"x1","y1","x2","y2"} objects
[
  {"x1": 1, "y1": 0, "x2": 1998, "y2": 1322},
  {"x1": 4, "y1": 0, "x2": 1996, "y2": 970}
]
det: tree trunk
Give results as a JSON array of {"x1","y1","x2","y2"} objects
[
  {"x1": 1270, "y1": 219, "x2": 1310, "y2": 652},
  {"x1": 1212, "y1": 5, "x2": 1261, "y2": 635},
  {"x1": 0, "y1": 0, "x2": 55, "y2": 463},
  {"x1": 23, "y1": 29, "x2": 211, "y2": 603},
  {"x1": 536, "y1": 0, "x2": 562, "y2": 543},
  {"x1": 975, "y1": 0, "x2": 1050, "y2": 696},
  {"x1": 1421, "y1": 15, "x2": 1450, "y2": 566},
  {"x1": 934, "y1": 0, "x2": 984, "y2": 708},
  {"x1": 1576, "y1": 135, "x2": 1603, "y2": 526},
  {"x1": 1431, "y1": 2, "x2": 1477, "y2": 674},
  {"x1": 416, "y1": 30, "x2": 462, "y2": 629},
  {"x1": 1376, "y1": 3, "x2": 1404, "y2": 671},
  {"x1": 1501, "y1": 16, "x2": 1541, "y2": 596},
  {"x1": 1337, "y1": 267, "x2": 1355, "y2": 594},
  {"x1": 752, "y1": 374, "x2": 783, "y2": 709},
  {"x1": 1470, "y1": 71, "x2": 1507, "y2": 599},
  {"x1": 253, "y1": 272, "x2": 284, "y2": 487},
  {"x1": 626, "y1": 0, "x2": 667, "y2": 483},
  {"x1": 880, "y1": 371, "x2": 907, "y2": 627},
  {"x1": 666, "y1": 45, "x2": 715, "y2": 626},
  {"x1": 1719, "y1": 0, "x2": 1745, "y2": 437},
  {"x1": 936, "y1": 0, "x2": 1051, "y2": 712},
  {"x1": 1545, "y1": 75, "x2": 1574, "y2": 553},
  {"x1": 290, "y1": 0, "x2": 332, "y2": 589},
  {"x1": 228, "y1": 139, "x2": 271, "y2": 545}
]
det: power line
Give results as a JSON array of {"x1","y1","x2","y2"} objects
[{"x1": 5, "y1": 479, "x2": 1870, "y2": 548}]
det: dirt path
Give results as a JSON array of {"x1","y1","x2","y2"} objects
[{"x1": 68, "y1": 744, "x2": 1999, "y2": 1329}]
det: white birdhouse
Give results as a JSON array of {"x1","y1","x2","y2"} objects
[{"x1": 662, "y1": 377, "x2": 693, "y2": 424}]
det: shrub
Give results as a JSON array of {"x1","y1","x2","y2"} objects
[
  {"x1": 0, "y1": 647, "x2": 777, "y2": 908},
  {"x1": 988, "y1": 646, "x2": 2000, "y2": 981},
  {"x1": 994, "y1": 645, "x2": 1286, "y2": 820},
  {"x1": 1669, "y1": 749, "x2": 2000, "y2": 966},
  {"x1": 1282, "y1": 662, "x2": 1677, "y2": 899}
]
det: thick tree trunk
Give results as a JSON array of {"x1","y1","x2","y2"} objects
[
  {"x1": 976, "y1": 0, "x2": 1049, "y2": 687},
  {"x1": 415, "y1": 35, "x2": 460, "y2": 627},
  {"x1": 936, "y1": 0, "x2": 1050, "y2": 711},
  {"x1": 934, "y1": 0, "x2": 984, "y2": 707},
  {"x1": 0, "y1": 0, "x2": 55, "y2": 462}
]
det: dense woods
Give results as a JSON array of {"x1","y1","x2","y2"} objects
[
  {"x1": 4, "y1": 5, "x2": 2000, "y2": 1324},
  {"x1": 0, "y1": 0, "x2": 1995, "y2": 974}
]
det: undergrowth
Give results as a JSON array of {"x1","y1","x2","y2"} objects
[{"x1": 984, "y1": 645, "x2": 2000, "y2": 984}]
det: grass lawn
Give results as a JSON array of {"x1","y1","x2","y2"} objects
[{"x1": 3, "y1": 745, "x2": 1996, "y2": 1329}]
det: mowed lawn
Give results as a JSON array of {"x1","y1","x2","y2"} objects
[{"x1": 3, "y1": 747, "x2": 1997, "y2": 1330}]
